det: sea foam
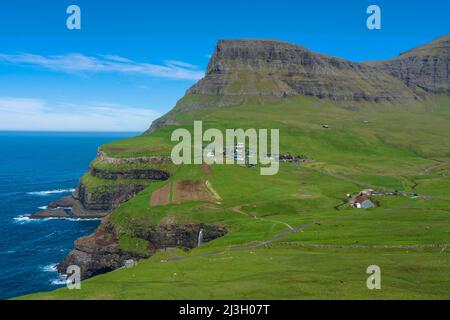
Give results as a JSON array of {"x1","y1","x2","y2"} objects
[
  {"x1": 41, "y1": 264, "x2": 58, "y2": 273},
  {"x1": 13, "y1": 215, "x2": 101, "y2": 224},
  {"x1": 42, "y1": 265, "x2": 67, "y2": 286},
  {"x1": 27, "y1": 189, "x2": 75, "y2": 196},
  {"x1": 51, "y1": 277, "x2": 67, "y2": 286}
]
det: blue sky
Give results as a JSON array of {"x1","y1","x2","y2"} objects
[{"x1": 0, "y1": 0, "x2": 448, "y2": 131}]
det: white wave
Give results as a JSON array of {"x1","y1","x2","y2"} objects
[
  {"x1": 51, "y1": 279, "x2": 67, "y2": 286},
  {"x1": 27, "y1": 188, "x2": 75, "y2": 196},
  {"x1": 62, "y1": 217, "x2": 102, "y2": 221},
  {"x1": 39, "y1": 206, "x2": 72, "y2": 210},
  {"x1": 52, "y1": 216, "x2": 102, "y2": 221},
  {"x1": 41, "y1": 264, "x2": 57, "y2": 273},
  {"x1": 13, "y1": 214, "x2": 101, "y2": 224},
  {"x1": 13, "y1": 214, "x2": 32, "y2": 223},
  {"x1": 51, "y1": 275, "x2": 67, "y2": 286},
  {"x1": 42, "y1": 265, "x2": 67, "y2": 286}
]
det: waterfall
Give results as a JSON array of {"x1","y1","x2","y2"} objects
[{"x1": 197, "y1": 228, "x2": 204, "y2": 247}]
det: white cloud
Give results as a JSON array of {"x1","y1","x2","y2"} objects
[
  {"x1": 0, "y1": 97, "x2": 160, "y2": 132},
  {"x1": 164, "y1": 60, "x2": 199, "y2": 69},
  {"x1": 0, "y1": 53, "x2": 204, "y2": 80},
  {"x1": 0, "y1": 97, "x2": 46, "y2": 114}
]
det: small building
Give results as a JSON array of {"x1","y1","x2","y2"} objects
[
  {"x1": 361, "y1": 189, "x2": 374, "y2": 196},
  {"x1": 350, "y1": 195, "x2": 375, "y2": 209}
]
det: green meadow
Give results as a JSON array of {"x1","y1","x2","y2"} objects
[{"x1": 20, "y1": 95, "x2": 450, "y2": 299}]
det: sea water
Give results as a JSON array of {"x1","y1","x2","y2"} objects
[{"x1": 0, "y1": 131, "x2": 138, "y2": 299}]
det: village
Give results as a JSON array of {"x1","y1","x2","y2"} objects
[
  {"x1": 203, "y1": 144, "x2": 311, "y2": 168},
  {"x1": 203, "y1": 143, "x2": 425, "y2": 211},
  {"x1": 346, "y1": 188, "x2": 421, "y2": 209}
]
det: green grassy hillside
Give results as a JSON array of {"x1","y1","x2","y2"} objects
[{"x1": 21, "y1": 95, "x2": 450, "y2": 299}]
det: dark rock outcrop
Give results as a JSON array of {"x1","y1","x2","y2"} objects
[
  {"x1": 47, "y1": 196, "x2": 75, "y2": 209},
  {"x1": 134, "y1": 223, "x2": 228, "y2": 249},
  {"x1": 70, "y1": 200, "x2": 110, "y2": 218},
  {"x1": 97, "y1": 152, "x2": 171, "y2": 165},
  {"x1": 57, "y1": 220, "x2": 145, "y2": 279},
  {"x1": 73, "y1": 181, "x2": 147, "y2": 213},
  {"x1": 31, "y1": 208, "x2": 69, "y2": 219},
  {"x1": 57, "y1": 219, "x2": 227, "y2": 279},
  {"x1": 89, "y1": 166, "x2": 170, "y2": 180}
]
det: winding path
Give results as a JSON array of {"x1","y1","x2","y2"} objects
[
  {"x1": 230, "y1": 205, "x2": 294, "y2": 230},
  {"x1": 421, "y1": 160, "x2": 450, "y2": 175}
]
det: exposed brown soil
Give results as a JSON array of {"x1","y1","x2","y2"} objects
[
  {"x1": 151, "y1": 180, "x2": 218, "y2": 206},
  {"x1": 151, "y1": 183, "x2": 170, "y2": 206},
  {"x1": 173, "y1": 180, "x2": 213, "y2": 204},
  {"x1": 201, "y1": 163, "x2": 212, "y2": 174}
]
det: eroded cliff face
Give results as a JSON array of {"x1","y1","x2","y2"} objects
[
  {"x1": 189, "y1": 39, "x2": 417, "y2": 100},
  {"x1": 57, "y1": 219, "x2": 142, "y2": 279},
  {"x1": 57, "y1": 219, "x2": 227, "y2": 279},
  {"x1": 369, "y1": 34, "x2": 450, "y2": 95},
  {"x1": 89, "y1": 166, "x2": 170, "y2": 180},
  {"x1": 73, "y1": 161, "x2": 171, "y2": 215},
  {"x1": 148, "y1": 35, "x2": 450, "y2": 133},
  {"x1": 134, "y1": 223, "x2": 228, "y2": 249},
  {"x1": 34, "y1": 182, "x2": 149, "y2": 219},
  {"x1": 35, "y1": 157, "x2": 173, "y2": 218},
  {"x1": 72, "y1": 181, "x2": 147, "y2": 216}
]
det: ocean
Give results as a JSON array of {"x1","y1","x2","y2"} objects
[{"x1": 0, "y1": 131, "x2": 138, "y2": 299}]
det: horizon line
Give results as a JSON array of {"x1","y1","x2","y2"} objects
[{"x1": 0, "y1": 130, "x2": 142, "y2": 133}]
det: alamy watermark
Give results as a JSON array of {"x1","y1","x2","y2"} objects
[
  {"x1": 64, "y1": 5, "x2": 381, "y2": 32},
  {"x1": 366, "y1": 5, "x2": 381, "y2": 30},
  {"x1": 64, "y1": 5, "x2": 380, "y2": 31},
  {"x1": 366, "y1": 265, "x2": 381, "y2": 290},
  {"x1": 66, "y1": 5, "x2": 81, "y2": 30},
  {"x1": 171, "y1": 121, "x2": 280, "y2": 175},
  {"x1": 66, "y1": 265, "x2": 81, "y2": 290}
]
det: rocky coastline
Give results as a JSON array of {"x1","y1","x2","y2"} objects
[
  {"x1": 30, "y1": 155, "x2": 172, "y2": 219},
  {"x1": 57, "y1": 219, "x2": 228, "y2": 279},
  {"x1": 33, "y1": 155, "x2": 228, "y2": 280}
]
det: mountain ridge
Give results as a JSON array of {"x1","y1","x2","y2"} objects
[
  {"x1": 368, "y1": 34, "x2": 450, "y2": 95},
  {"x1": 148, "y1": 34, "x2": 449, "y2": 133},
  {"x1": 189, "y1": 38, "x2": 419, "y2": 99}
]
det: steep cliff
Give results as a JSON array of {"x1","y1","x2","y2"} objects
[
  {"x1": 72, "y1": 180, "x2": 148, "y2": 216},
  {"x1": 37, "y1": 156, "x2": 174, "y2": 218},
  {"x1": 58, "y1": 218, "x2": 227, "y2": 279},
  {"x1": 57, "y1": 218, "x2": 145, "y2": 279},
  {"x1": 148, "y1": 35, "x2": 449, "y2": 133},
  {"x1": 190, "y1": 39, "x2": 417, "y2": 100},
  {"x1": 368, "y1": 34, "x2": 450, "y2": 95}
]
